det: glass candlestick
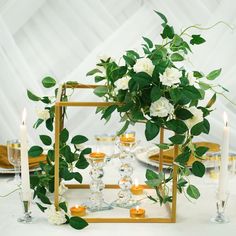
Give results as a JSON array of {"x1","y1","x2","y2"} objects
[
  {"x1": 211, "y1": 195, "x2": 229, "y2": 223},
  {"x1": 18, "y1": 191, "x2": 32, "y2": 223},
  {"x1": 84, "y1": 152, "x2": 112, "y2": 212},
  {"x1": 112, "y1": 132, "x2": 138, "y2": 208}
]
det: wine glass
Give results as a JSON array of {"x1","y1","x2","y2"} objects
[{"x1": 7, "y1": 139, "x2": 21, "y2": 184}]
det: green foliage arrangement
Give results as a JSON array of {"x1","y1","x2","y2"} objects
[
  {"x1": 27, "y1": 77, "x2": 90, "y2": 230},
  {"x1": 87, "y1": 11, "x2": 228, "y2": 204}
]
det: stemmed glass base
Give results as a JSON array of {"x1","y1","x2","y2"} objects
[
  {"x1": 18, "y1": 200, "x2": 32, "y2": 223},
  {"x1": 211, "y1": 197, "x2": 230, "y2": 224},
  {"x1": 211, "y1": 213, "x2": 229, "y2": 224}
]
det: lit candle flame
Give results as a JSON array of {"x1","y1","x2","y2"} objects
[
  {"x1": 223, "y1": 112, "x2": 228, "y2": 127},
  {"x1": 134, "y1": 178, "x2": 139, "y2": 187},
  {"x1": 22, "y1": 108, "x2": 27, "y2": 125},
  {"x1": 136, "y1": 205, "x2": 140, "y2": 211},
  {"x1": 75, "y1": 204, "x2": 79, "y2": 208}
]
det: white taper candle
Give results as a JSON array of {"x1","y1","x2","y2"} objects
[{"x1": 20, "y1": 108, "x2": 31, "y2": 201}]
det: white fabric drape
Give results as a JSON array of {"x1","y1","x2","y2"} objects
[{"x1": 0, "y1": 0, "x2": 236, "y2": 150}]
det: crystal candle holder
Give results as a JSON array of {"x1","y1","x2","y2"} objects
[
  {"x1": 84, "y1": 152, "x2": 112, "y2": 212},
  {"x1": 112, "y1": 132, "x2": 138, "y2": 208}
]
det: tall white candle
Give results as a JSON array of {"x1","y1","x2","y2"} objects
[
  {"x1": 20, "y1": 108, "x2": 31, "y2": 201},
  {"x1": 218, "y1": 112, "x2": 230, "y2": 201}
]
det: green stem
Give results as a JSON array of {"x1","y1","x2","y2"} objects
[
  {"x1": 0, "y1": 187, "x2": 20, "y2": 197},
  {"x1": 180, "y1": 21, "x2": 234, "y2": 36}
]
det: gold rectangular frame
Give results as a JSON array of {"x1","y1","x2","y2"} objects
[{"x1": 54, "y1": 84, "x2": 178, "y2": 223}]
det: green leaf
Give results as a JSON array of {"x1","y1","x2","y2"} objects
[
  {"x1": 123, "y1": 55, "x2": 135, "y2": 67},
  {"x1": 202, "y1": 118, "x2": 210, "y2": 134},
  {"x1": 28, "y1": 146, "x2": 43, "y2": 157},
  {"x1": 33, "y1": 119, "x2": 44, "y2": 129},
  {"x1": 166, "y1": 119, "x2": 188, "y2": 134},
  {"x1": 71, "y1": 135, "x2": 88, "y2": 145},
  {"x1": 75, "y1": 156, "x2": 89, "y2": 169},
  {"x1": 41, "y1": 96, "x2": 51, "y2": 104},
  {"x1": 59, "y1": 201, "x2": 68, "y2": 213},
  {"x1": 206, "y1": 93, "x2": 216, "y2": 108},
  {"x1": 27, "y1": 90, "x2": 41, "y2": 101},
  {"x1": 199, "y1": 82, "x2": 211, "y2": 90},
  {"x1": 192, "y1": 161, "x2": 205, "y2": 177},
  {"x1": 126, "y1": 50, "x2": 139, "y2": 59},
  {"x1": 42, "y1": 76, "x2": 56, "y2": 88},
  {"x1": 175, "y1": 108, "x2": 193, "y2": 120},
  {"x1": 36, "y1": 202, "x2": 47, "y2": 212},
  {"x1": 86, "y1": 68, "x2": 101, "y2": 76},
  {"x1": 95, "y1": 76, "x2": 105, "y2": 83},
  {"x1": 145, "y1": 121, "x2": 160, "y2": 141},
  {"x1": 195, "y1": 146, "x2": 209, "y2": 157},
  {"x1": 156, "y1": 143, "x2": 171, "y2": 150},
  {"x1": 142, "y1": 36, "x2": 153, "y2": 48},
  {"x1": 93, "y1": 86, "x2": 108, "y2": 97},
  {"x1": 73, "y1": 172, "x2": 83, "y2": 183},
  {"x1": 37, "y1": 192, "x2": 51, "y2": 204},
  {"x1": 145, "y1": 179, "x2": 162, "y2": 188},
  {"x1": 116, "y1": 120, "x2": 130, "y2": 136},
  {"x1": 30, "y1": 175, "x2": 39, "y2": 188},
  {"x1": 150, "y1": 86, "x2": 161, "y2": 102},
  {"x1": 190, "y1": 35, "x2": 206, "y2": 45},
  {"x1": 60, "y1": 128, "x2": 69, "y2": 143},
  {"x1": 69, "y1": 217, "x2": 88, "y2": 230},
  {"x1": 206, "y1": 68, "x2": 222, "y2": 80},
  {"x1": 175, "y1": 151, "x2": 191, "y2": 165},
  {"x1": 182, "y1": 86, "x2": 202, "y2": 100},
  {"x1": 101, "y1": 105, "x2": 117, "y2": 120},
  {"x1": 46, "y1": 118, "x2": 53, "y2": 132},
  {"x1": 193, "y1": 71, "x2": 204, "y2": 78},
  {"x1": 169, "y1": 134, "x2": 185, "y2": 144},
  {"x1": 39, "y1": 135, "x2": 52, "y2": 146},
  {"x1": 61, "y1": 168, "x2": 74, "y2": 181},
  {"x1": 154, "y1": 11, "x2": 168, "y2": 26},
  {"x1": 132, "y1": 72, "x2": 152, "y2": 88},
  {"x1": 170, "y1": 88, "x2": 181, "y2": 103},
  {"x1": 146, "y1": 169, "x2": 159, "y2": 180},
  {"x1": 161, "y1": 25, "x2": 174, "y2": 39},
  {"x1": 191, "y1": 122, "x2": 204, "y2": 136},
  {"x1": 171, "y1": 53, "x2": 184, "y2": 62},
  {"x1": 187, "y1": 185, "x2": 200, "y2": 199}
]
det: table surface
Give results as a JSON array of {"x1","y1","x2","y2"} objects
[{"x1": 0, "y1": 156, "x2": 236, "y2": 236}]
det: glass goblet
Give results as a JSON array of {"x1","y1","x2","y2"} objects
[
  {"x1": 94, "y1": 134, "x2": 116, "y2": 162},
  {"x1": 7, "y1": 139, "x2": 21, "y2": 184}
]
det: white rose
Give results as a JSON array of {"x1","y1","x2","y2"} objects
[
  {"x1": 133, "y1": 58, "x2": 154, "y2": 76},
  {"x1": 185, "y1": 107, "x2": 203, "y2": 128},
  {"x1": 114, "y1": 75, "x2": 131, "y2": 91},
  {"x1": 58, "y1": 182, "x2": 68, "y2": 196},
  {"x1": 188, "y1": 72, "x2": 197, "y2": 86},
  {"x1": 36, "y1": 109, "x2": 50, "y2": 120},
  {"x1": 150, "y1": 97, "x2": 174, "y2": 117},
  {"x1": 160, "y1": 68, "x2": 182, "y2": 87},
  {"x1": 45, "y1": 205, "x2": 66, "y2": 225}
]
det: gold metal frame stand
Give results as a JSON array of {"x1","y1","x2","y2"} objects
[{"x1": 54, "y1": 84, "x2": 178, "y2": 223}]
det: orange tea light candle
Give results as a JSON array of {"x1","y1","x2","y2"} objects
[
  {"x1": 131, "y1": 179, "x2": 144, "y2": 195},
  {"x1": 89, "y1": 152, "x2": 105, "y2": 158},
  {"x1": 70, "y1": 205, "x2": 86, "y2": 217},
  {"x1": 130, "y1": 206, "x2": 145, "y2": 218},
  {"x1": 120, "y1": 133, "x2": 135, "y2": 143}
]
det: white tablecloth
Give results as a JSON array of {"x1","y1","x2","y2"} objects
[{"x1": 0, "y1": 158, "x2": 236, "y2": 236}]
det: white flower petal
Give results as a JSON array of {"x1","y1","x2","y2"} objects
[
  {"x1": 133, "y1": 58, "x2": 154, "y2": 76},
  {"x1": 160, "y1": 68, "x2": 182, "y2": 87},
  {"x1": 150, "y1": 97, "x2": 174, "y2": 117}
]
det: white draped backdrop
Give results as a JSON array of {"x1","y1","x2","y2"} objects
[{"x1": 0, "y1": 0, "x2": 236, "y2": 150}]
